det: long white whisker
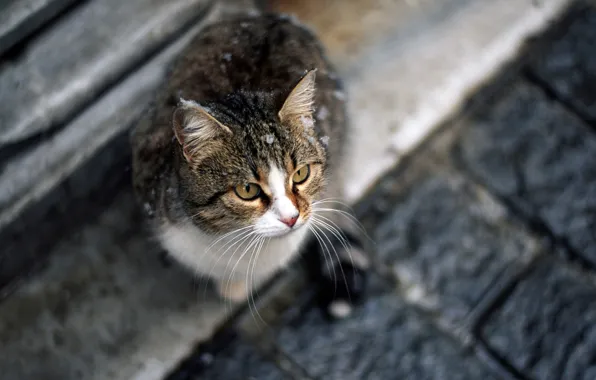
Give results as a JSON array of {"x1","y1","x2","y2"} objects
[
  {"x1": 312, "y1": 198, "x2": 356, "y2": 213},
  {"x1": 311, "y1": 223, "x2": 351, "y2": 302},
  {"x1": 308, "y1": 224, "x2": 337, "y2": 292},
  {"x1": 224, "y1": 235, "x2": 261, "y2": 311},
  {"x1": 247, "y1": 236, "x2": 267, "y2": 327},
  {"x1": 219, "y1": 230, "x2": 260, "y2": 286},
  {"x1": 250, "y1": 236, "x2": 270, "y2": 307},
  {"x1": 202, "y1": 229, "x2": 256, "y2": 298},
  {"x1": 205, "y1": 225, "x2": 254, "y2": 253},
  {"x1": 207, "y1": 228, "x2": 255, "y2": 278},
  {"x1": 195, "y1": 227, "x2": 253, "y2": 297},
  {"x1": 311, "y1": 214, "x2": 352, "y2": 253},
  {"x1": 311, "y1": 207, "x2": 374, "y2": 244},
  {"x1": 311, "y1": 215, "x2": 355, "y2": 269}
]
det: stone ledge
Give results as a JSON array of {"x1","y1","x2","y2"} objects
[
  {"x1": 0, "y1": 0, "x2": 79, "y2": 56},
  {"x1": 0, "y1": 0, "x2": 214, "y2": 145}
]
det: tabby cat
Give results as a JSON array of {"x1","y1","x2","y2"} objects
[{"x1": 131, "y1": 13, "x2": 368, "y2": 317}]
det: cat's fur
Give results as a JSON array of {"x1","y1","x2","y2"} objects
[{"x1": 131, "y1": 13, "x2": 367, "y2": 304}]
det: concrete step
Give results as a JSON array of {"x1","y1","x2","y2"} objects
[
  {"x1": 0, "y1": 0, "x2": 213, "y2": 146},
  {"x1": 0, "y1": 0, "x2": 80, "y2": 56},
  {"x1": 0, "y1": 0, "x2": 573, "y2": 378}
]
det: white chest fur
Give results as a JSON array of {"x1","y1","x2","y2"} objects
[{"x1": 158, "y1": 220, "x2": 309, "y2": 285}]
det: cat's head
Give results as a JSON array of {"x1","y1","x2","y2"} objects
[{"x1": 172, "y1": 70, "x2": 327, "y2": 237}]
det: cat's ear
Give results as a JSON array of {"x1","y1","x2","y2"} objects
[
  {"x1": 279, "y1": 69, "x2": 317, "y2": 123},
  {"x1": 172, "y1": 99, "x2": 231, "y2": 163}
]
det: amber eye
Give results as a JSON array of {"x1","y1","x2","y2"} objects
[
  {"x1": 234, "y1": 183, "x2": 261, "y2": 200},
  {"x1": 292, "y1": 164, "x2": 310, "y2": 184}
]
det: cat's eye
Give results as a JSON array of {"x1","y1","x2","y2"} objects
[
  {"x1": 234, "y1": 183, "x2": 261, "y2": 200},
  {"x1": 292, "y1": 165, "x2": 310, "y2": 184}
]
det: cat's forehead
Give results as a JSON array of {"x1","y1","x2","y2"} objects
[{"x1": 201, "y1": 92, "x2": 323, "y2": 177}]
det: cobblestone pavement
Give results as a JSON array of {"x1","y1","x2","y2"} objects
[{"x1": 166, "y1": 3, "x2": 596, "y2": 379}]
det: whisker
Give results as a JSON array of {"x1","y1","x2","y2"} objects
[
  {"x1": 224, "y1": 235, "x2": 262, "y2": 312},
  {"x1": 207, "y1": 228, "x2": 256, "y2": 277},
  {"x1": 205, "y1": 225, "x2": 254, "y2": 253},
  {"x1": 311, "y1": 207, "x2": 374, "y2": 244},
  {"x1": 308, "y1": 224, "x2": 337, "y2": 293},
  {"x1": 312, "y1": 198, "x2": 355, "y2": 211},
  {"x1": 247, "y1": 236, "x2": 267, "y2": 327},
  {"x1": 311, "y1": 223, "x2": 351, "y2": 302},
  {"x1": 311, "y1": 214, "x2": 352, "y2": 254},
  {"x1": 202, "y1": 229, "x2": 256, "y2": 298},
  {"x1": 311, "y1": 215, "x2": 360, "y2": 296},
  {"x1": 250, "y1": 236, "x2": 270, "y2": 308}
]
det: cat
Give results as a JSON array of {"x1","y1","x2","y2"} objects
[{"x1": 131, "y1": 13, "x2": 369, "y2": 317}]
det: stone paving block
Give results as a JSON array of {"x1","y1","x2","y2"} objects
[
  {"x1": 275, "y1": 293, "x2": 497, "y2": 380},
  {"x1": 529, "y1": 3, "x2": 596, "y2": 121},
  {"x1": 355, "y1": 161, "x2": 536, "y2": 323},
  {"x1": 0, "y1": 0, "x2": 79, "y2": 56},
  {"x1": 481, "y1": 258, "x2": 596, "y2": 380},
  {"x1": 0, "y1": 0, "x2": 212, "y2": 145},
  {"x1": 192, "y1": 339, "x2": 288, "y2": 380},
  {"x1": 454, "y1": 81, "x2": 596, "y2": 267}
]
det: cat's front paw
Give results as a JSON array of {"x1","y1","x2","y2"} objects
[{"x1": 216, "y1": 280, "x2": 249, "y2": 303}]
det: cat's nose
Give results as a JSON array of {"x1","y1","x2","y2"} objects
[{"x1": 280, "y1": 215, "x2": 298, "y2": 228}]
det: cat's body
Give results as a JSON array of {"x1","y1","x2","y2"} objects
[{"x1": 131, "y1": 14, "x2": 365, "y2": 305}]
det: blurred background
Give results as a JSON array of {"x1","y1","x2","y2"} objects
[{"x1": 1, "y1": 0, "x2": 595, "y2": 379}]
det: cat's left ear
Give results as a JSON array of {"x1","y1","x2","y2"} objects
[{"x1": 279, "y1": 69, "x2": 317, "y2": 123}]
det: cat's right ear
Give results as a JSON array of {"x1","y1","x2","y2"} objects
[
  {"x1": 279, "y1": 69, "x2": 317, "y2": 123},
  {"x1": 172, "y1": 99, "x2": 232, "y2": 163}
]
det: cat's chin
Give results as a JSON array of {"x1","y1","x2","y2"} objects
[{"x1": 257, "y1": 223, "x2": 306, "y2": 239}]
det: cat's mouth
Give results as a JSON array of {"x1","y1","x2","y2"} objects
[{"x1": 256, "y1": 219, "x2": 307, "y2": 238}]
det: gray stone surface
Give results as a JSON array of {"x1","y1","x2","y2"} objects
[
  {"x1": 275, "y1": 294, "x2": 497, "y2": 380},
  {"x1": 530, "y1": 3, "x2": 596, "y2": 121},
  {"x1": 194, "y1": 340, "x2": 288, "y2": 380},
  {"x1": 481, "y1": 258, "x2": 596, "y2": 380},
  {"x1": 0, "y1": 0, "x2": 213, "y2": 145},
  {"x1": 0, "y1": 13, "x2": 221, "y2": 296},
  {"x1": 356, "y1": 163, "x2": 536, "y2": 323},
  {"x1": 0, "y1": 189, "x2": 229, "y2": 380},
  {"x1": 455, "y1": 81, "x2": 596, "y2": 267},
  {"x1": 0, "y1": 131, "x2": 130, "y2": 297},
  {"x1": 0, "y1": 0, "x2": 79, "y2": 56},
  {"x1": 0, "y1": 23, "x2": 204, "y2": 231}
]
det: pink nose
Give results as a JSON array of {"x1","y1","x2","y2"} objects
[{"x1": 280, "y1": 215, "x2": 298, "y2": 228}]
